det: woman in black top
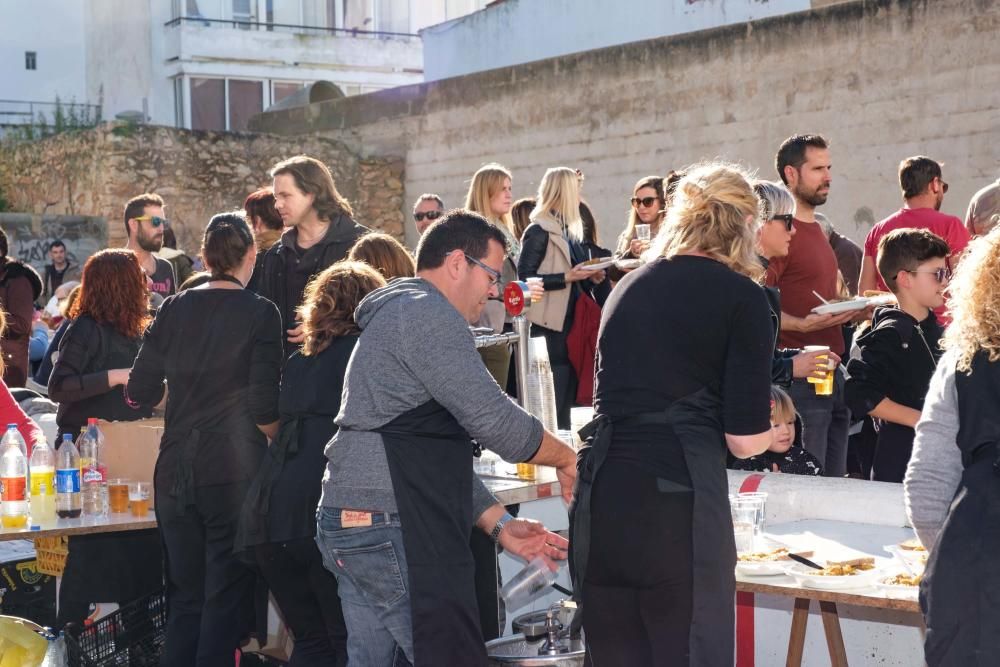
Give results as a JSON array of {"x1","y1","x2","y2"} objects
[
  {"x1": 48, "y1": 250, "x2": 159, "y2": 440},
  {"x1": 238, "y1": 261, "x2": 385, "y2": 667},
  {"x1": 571, "y1": 164, "x2": 774, "y2": 666},
  {"x1": 127, "y1": 213, "x2": 282, "y2": 667},
  {"x1": 48, "y1": 250, "x2": 164, "y2": 627}
]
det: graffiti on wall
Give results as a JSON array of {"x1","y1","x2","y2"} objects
[{"x1": 0, "y1": 214, "x2": 107, "y2": 273}]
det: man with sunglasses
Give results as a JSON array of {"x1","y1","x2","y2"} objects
[
  {"x1": 123, "y1": 193, "x2": 176, "y2": 302},
  {"x1": 858, "y1": 156, "x2": 969, "y2": 319},
  {"x1": 315, "y1": 210, "x2": 576, "y2": 666},
  {"x1": 413, "y1": 193, "x2": 445, "y2": 235}
]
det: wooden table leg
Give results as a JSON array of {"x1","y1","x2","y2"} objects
[
  {"x1": 819, "y1": 600, "x2": 849, "y2": 667},
  {"x1": 785, "y1": 597, "x2": 810, "y2": 667}
]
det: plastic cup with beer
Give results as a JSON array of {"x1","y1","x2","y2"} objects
[
  {"x1": 129, "y1": 481, "x2": 151, "y2": 517},
  {"x1": 108, "y1": 478, "x2": 130, "y2": 513},
  {"x1": 804, "y1": 345, "x2": 835, "y2": 396},
  {"x1": 525, "y1": 277, "x2": 544, "y2": 303}
]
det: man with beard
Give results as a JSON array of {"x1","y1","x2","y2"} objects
[
  {"x1": 858, "y1": 157, "x2": 969, "y2": 315},
  {"x1": 766, "y1": 134, "x2": 856, "y2": 477},
  {"x1": 123, "y1": 193, "x2": 176, "y2": 301}
]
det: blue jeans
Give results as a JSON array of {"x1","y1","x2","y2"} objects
[
  {"x1": 315, "y1": 506, "x2": 413, "y2": 666},
  {"x1": 788, "y1": 367, "x2": 851, "y2": 477}
]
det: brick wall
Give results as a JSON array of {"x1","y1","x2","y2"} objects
[{"x1": 252, "y1": 0, "x2": 1000, "y2": 249}]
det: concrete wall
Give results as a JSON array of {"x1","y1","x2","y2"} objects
[
  {"x1": 0, "y1": 123, "x2": 405, "y2": 257},
  {"x1": 85, "y1": 0, "x2": 156, "y2": 122},
  {"x1": 252, "y1": 0, "x2": 1000, "y2": 250},
  {"x1": 422, "y1": 0, "x2": 816, "y2": 82}
]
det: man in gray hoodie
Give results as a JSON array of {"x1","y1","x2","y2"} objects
[{"x1": 316, "y1": 210, "x2": 577, "y2": 666}]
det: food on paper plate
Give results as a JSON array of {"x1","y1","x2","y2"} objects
[
  {"x1": 738, "y1": 547, "x2": 814, "y2": 563},
  {"x1": 884, "y1": 573, "x2": 922, "y2": 587},
  {"x1": 814, "y1": 558, "x2": 876, "y2": 577},
  {"x1": 899, "y1": 538, "x2": 926, "y2": 552}
]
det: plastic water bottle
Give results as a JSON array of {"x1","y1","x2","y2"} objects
[
  {"x1": 1, "y1": 424, "x2": 27, "y2": 458},
  {"x1": 0, "y1": 437, "x2": 29, "y2": 528},
  {"x1": 29, "y1": 436, "x2": 55, "y2": 521},
  {"x1": 56, "y1": 434, "x2": 82, "y2": 519},
  {"x1": 79, "y1": 419, "x2": 107, "y2": 517}
]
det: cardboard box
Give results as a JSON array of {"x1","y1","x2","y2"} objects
[{"x1": 99, "y1": 418, "x2": 164, "y2": 485}]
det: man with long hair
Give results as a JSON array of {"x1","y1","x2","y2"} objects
[{"x1": 258, "y1": 155, "x2": 369, "y2": 357}]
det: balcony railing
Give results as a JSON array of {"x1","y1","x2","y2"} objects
[
  {"x1": 164, "y1": 15, "x2": 419, "y2": 39},
  {"x1": 0, "y1": 99, "x2": 102, "y2": 127}
]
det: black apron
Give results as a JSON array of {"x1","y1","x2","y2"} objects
[
  {"x1": 570, "y1": 387, "x2": 734, "y2": 665},
  {"x1": 921, "y1": 445, "x2": 1000, "y2": 666},
  {"x1": 379, "y1": 399, "x2": 487, "y2": 667}
]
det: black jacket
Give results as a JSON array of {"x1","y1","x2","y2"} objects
[
  {"x1": 760, "y1": 258, "x2": 800, "y2": 388},
  {"x1": 256, "y1": 215, "x2": 368, "y2": 357},
  {"x1": 845, "y1": 306, "x2": 942, "y2": 416}
]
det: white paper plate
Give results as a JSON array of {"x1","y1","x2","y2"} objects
[
  {"x1": 736, "y1": 561, "x2": 786, "y2": 577},
  {"x1": 578, "y1": 259, "x2": 615, "y2": 272},
  {"x1": 783, "y1": 563, "x2": 881, "y2": 590},
  {"x1": 875, "y1": 577, "x2": 920, "y2": 599},
  {"x1": 811, "y1": 298, "x2": 871, "y2": 315},
  {"x1": 614, "y1": 258, "x2": 643, "y2": 271}
]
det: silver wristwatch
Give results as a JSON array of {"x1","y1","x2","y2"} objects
[{"x1": 490, "y1": 512, "x2": 514, "y2": 543}]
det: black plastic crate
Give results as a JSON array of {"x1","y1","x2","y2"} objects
[{"x1": 64, "y1": 591, "x2": 166, "y2": 667}]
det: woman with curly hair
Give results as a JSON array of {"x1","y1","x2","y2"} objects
[
  {"x1": 48, "y1": 249, "x2": 165, "y2": 629},
  {"x1": 347, "y1": 232, "x2": 415, "y2": 280},
  {"x1": 238, "y1": 260, "x2": 385, "y2": 667},
  {"x1": 905, "y1": 227, "x2": 1000, "y2": 665},
  {"x1": 48, "y1": 248, "x2": 160, "y2": 441}
]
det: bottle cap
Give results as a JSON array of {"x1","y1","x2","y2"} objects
[{"x1": 30, "y1": 525, "x2": 40, "y2": 531}]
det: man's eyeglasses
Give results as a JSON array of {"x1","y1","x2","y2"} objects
[
  {"x1": 631, "y1": 196, "x2": 660, "y2": 209},
  {"x1": 771, "y1": 214, "x2": 795, "y2": 231},
  {"x1": 463, "y1": 253, "x2": 502, "y2": 286},
  {"x1": 414, "y1": 210, "x2": 443, "y2": 223},
  {"x1": 938, "y1": 178, "x2": 949, "y2": 194},
  {"x1": 907, "y1": 268, "x2": 951, "y2": 283},
  {"x1": 134, "y1": 215, "x2": 169, "y2": 228}
]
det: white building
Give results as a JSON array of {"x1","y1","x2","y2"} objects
[
  {"x1": 422, "y1": 0, "x2": 848, "y2": 81},
  {"x1": 2, "y1": 0, "x2": 490, "y2": 131}
]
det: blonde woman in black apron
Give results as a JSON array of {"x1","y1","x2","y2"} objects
[
  {"x1": 571, "y1": 163, "x2": 774, "y2": 665},
  {"x1": 906, "y1": 228, "x2": 1000, "y2": 665}
]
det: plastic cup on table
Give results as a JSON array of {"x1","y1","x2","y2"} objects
[{"x1": 128, "y1": 481, "x2": 151, "y2": 517}]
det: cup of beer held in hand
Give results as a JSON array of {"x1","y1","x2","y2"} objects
[{"x1": 804, "y1": 345, "x2": 835, "y2": 396}]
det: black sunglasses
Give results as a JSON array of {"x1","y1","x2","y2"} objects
[
  {"x1": 631, "y1": 196, "x2": 660, "y2": 209},
  {"x1": 771, "y1": 214, "x2": 794, "y2": 231},
  {"x1": 414, "y1": 210, "x2": 443, "y2": 223}
]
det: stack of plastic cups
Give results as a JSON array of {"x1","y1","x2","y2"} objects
[{"x1": 520, "y1": 337, "x2": 559, "y2": 480}]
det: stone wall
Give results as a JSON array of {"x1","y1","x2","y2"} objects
[
  {"x1": 0, "y1": 123, "x2": 405, "y2": 261},
  {"x1": 0, "y1": 213, "x2": 106, "y2": 277},
  {"x1": 252, "y1": 0, "x2": 1000, "y2": 250}
]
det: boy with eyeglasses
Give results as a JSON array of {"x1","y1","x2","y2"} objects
[
  {"x1": 846, "y1": 228, "x2": 950, "y2": 482},
  {"x1": 123, "y1": 193, "x2": 177, "y2": 301}
]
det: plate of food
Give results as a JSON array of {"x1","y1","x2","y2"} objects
[
  {"x1": 784, "y1": 557, "x2": 880, "y2": 590},
  {"x1": 614, "y1": 258, "x2": 643, "y2": 271},
  {"x1": 875, "y1": 572, "x2": 921, "y2": 598},
  {"x1": 736, "y1": 547, "x2": 815, "y2": 577},
  {"x1": 811, "y1": 298, "x2": 871, "y2": 315},
  {"x1": 577, "y1": 258, "x2": 615, "y2": 272}
]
